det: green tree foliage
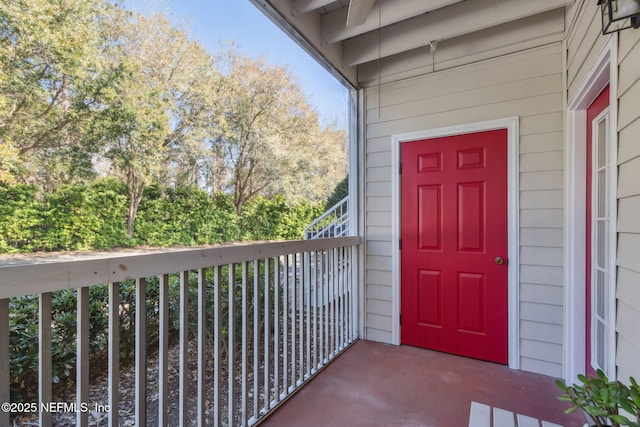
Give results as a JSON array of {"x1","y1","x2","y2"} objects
[
  {"x1": 325, "y1": 175, "x2": 349, "y2": 209},
  {"x1": 239, "y1": 195, "x2": 324, "y2": 241},
  {"x1": 99, "y1": 13, "x2": 223, "y2": 237},
  {"x1": 0, "y1": 0, "x2": 347, "y2": 255},
  {"x1": 0, "y1": 0, "x2": 126, "y2": 187},
  {"x1": 0, "y1": 180, "x2": 129, "y2": 252},
  {"x1": 0, "y1": 184, "x2": 42, "y2": 253},
  {"x1": 0, "y1": 182, "x2": 321, "y2": 253},
  {"x1": 1, "y1": 2, "x2": 347, "y2": 239},
  {"x1": 134, "y1": 185, "x2": 240, "y2": 246},
  {"x1": 214, "y1": 49, "x2": 347, "y2": 213}
]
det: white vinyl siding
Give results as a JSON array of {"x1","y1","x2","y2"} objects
[
  {"x1": 362, "y1": 43, "x2": 565, "y2": 377},
  {"x1": 566, "y1": 0, "x2": 640, "y2": 382},
  {"x1": 616, "y1": 22, "x2": 640, "y2": 378},
  {"x1": 566, "y1": 1, "x2": 609, "y2": 101}
]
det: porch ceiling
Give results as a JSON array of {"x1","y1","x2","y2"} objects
[{"x1": 250, "y1": 0, "x2": 574, "y2": 88}]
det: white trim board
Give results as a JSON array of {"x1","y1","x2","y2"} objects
[
  {"x1": 390, "y1": 117, "x2": 520, "y2": 370},
  {"x1": 564, "y1": 34, "x2": 618, "y2": 383}
]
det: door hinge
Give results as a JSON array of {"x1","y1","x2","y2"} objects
[
  {"x1": 399, "y1": 239, "x2": 402, "y2": 250},
  {"x1": 400, "y1": 314, "x2": 402, "y2": 325},
  {"x1": 399, "y1": 162, "x2": 402, "y2": 174}
]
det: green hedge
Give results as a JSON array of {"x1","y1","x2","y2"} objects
[{"x1": 0, "y1": 180, "x2": 322, "y2": 253}]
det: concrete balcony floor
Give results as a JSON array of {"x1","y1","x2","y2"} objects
[{"x1": 261, "y1": 340, "x2": 585, "y2": 427}]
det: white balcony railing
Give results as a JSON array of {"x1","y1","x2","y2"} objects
[
  {"x1": 304, "y1": 196, "x2": 349, "y2": 239},
  {"x1": 0, "y1": 237, "x2": 359, "y2": 426}
]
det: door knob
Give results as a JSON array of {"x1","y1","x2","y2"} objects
[{"x1": 494, "y1": 256, "x2": 505, "y2": 265}]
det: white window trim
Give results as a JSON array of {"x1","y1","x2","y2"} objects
[
  {"x1": 564, "y1": 34, "x2": 618, "y2": 383},
  {"x1": 390, "y1": 117, "x2": 520, "y2": 370},
  {"x1": 589, "y1": 107, "x2": 614, "y2": 376}
]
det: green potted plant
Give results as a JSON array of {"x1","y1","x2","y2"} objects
[
  {"x1": 555, "y1": 369, "x2": 639, "y2": 427},
  {"x1": 626, "y1": 377, "x2": 640, "y2": 426}
]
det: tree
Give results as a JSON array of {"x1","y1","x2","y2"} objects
[
  {"x1": 100, "y1": 13, "x2": 221, "y2": 237},
  {"x1": 272, "y1": 124, "x2": 348, "y2": 203},
  {"x1": 0, "y1": 0, "x2": 125, "y2": 187},
  {"x1": 1, "y1": 2, "x2": 348, "y2": 239},
  {"x1": 0, "y1": 143, "x2": 19, "y2": 184},
  {"x1": 214, "y1": 49, "x2": 347, "y2": 213},
  {"x1": 325, "y1": 174, "x2": 349, "y2": 209}
]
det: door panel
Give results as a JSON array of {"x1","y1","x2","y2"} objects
[{"x1": 400, "y1": 129, "x2": 508, "y2": 364}]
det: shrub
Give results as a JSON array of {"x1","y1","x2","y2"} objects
[
  {"x1": 0, "y1": 184, "x2": 43, "y2": 253},
  {"x1": 134, "y1": 186, "x2": 240, "y2": 246},
  {"x1": 240, "y1": 195, "x2": 323, "y2": 241}
]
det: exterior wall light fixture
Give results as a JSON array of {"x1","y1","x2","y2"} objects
[{"x1": 598, "y1": 0, "x2": 640, "y2": 34}]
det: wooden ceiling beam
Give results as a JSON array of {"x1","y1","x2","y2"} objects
[
  {"x1": 342, "y1": 0, "x2": 574, "y2": 67},
  {"x1": 293, "y1": 0, "x2": 338, "y2": 15},
  {"x1": 346, "y1": 0, "x2": 376, "y2": 27},
  {"x1": 322, "y1": 0, "x2": 464, "y2": 43}
]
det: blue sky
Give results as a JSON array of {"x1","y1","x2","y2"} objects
[{"x1": 123, "y1": 0, "x2": 349, "y2": 129}]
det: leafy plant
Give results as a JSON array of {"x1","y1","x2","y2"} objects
[
  {"x1": 556, "y1": 369, "x2": 639, "y2": 426},
  {"x1": 628, "y1": 378, "x2": 640, "y2": 426},
  {"x1": 325, "y1": 175, "x2": 348, "y2": 209}
]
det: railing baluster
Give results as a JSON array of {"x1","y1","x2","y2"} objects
[
  {"x1": 241, "y1": 262, "x2": 249, "y2": 426},
  {"x1": 108, "y1": 282, "x2": 120, "y2": 427},
  {"x1": 340, "y1": 247, "x2": 344, "y2": 348},
  {"x1": 291, "y1": 253, "x2": 297, "y2": 390},
  {"x1": 273, "y1": 256, "x2": 280, "y2": 404},
  {"x1": 298, "y1": 252, "x2": 303, "y2": 385},
  {"x1": 228, "y1": 264, "x2": 236, "y2": 424},
  {"x1": 327, "y1": 250, "x2": 333, "y2": 359},
  {"x1": 331, "y1": 248, "x2": 340, "y2": 357},
  {"x1": 214, "y1": 266, "x2": 222, "y2": 427},
  {"x1": 264, "y1": 258, "x2": 270, "y2": 410},
  {"x1": 338, "y1": 247, "x2": 343, "y2": 349},
  {"x1": 344, "y1": 247, "x2": 349, "y2": 343},
  {"x1": 348, "y1": 246, "x2": 351, "y2": 341},
  {"x1": 312, "y1": 250, "x2": 317, "y2": 373},
  {"x1": 305, "y1": 252, "x2": 311, "y2": 379},
  {"x1": 77, "y1": 287, "x2": 89, "y2": 427},
  {"x1": 348, "y1": 247, "x2": 353, "y2": 342},
  {"x1": 320, "y1": 250, "x2": 326, "y2": 364},
  {"x1": 0, "y1": 299, "x2": 9, "y2": 427},
  {"x1": 340, "y1": 246, "x2": 345, "y2": 347},
  {"x1": 282, "y1": 255, "x2": 289, "y2": 397},
  {"x1": 335, "y1": 247, "x2": 340, "y2": 352},
  {"x1": 179, "y1": 271, "x2": 189, "y2": 427},
  {"x1": 159, "y1": 274, "x2": 169, "y2": 427},
  {"x1": 135, "y1": 278, "x2": 147, "y2": 426},
  {"x1": 252, "y1": 260, "x2": 259, "y2": 420},
  {"x1": 198, "y1": 268, "x2": 207, "y2": 427},
  {"x1": 39, "y1": 292, "x2": 52, "y2": 427}
]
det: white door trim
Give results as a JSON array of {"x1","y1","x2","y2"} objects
[
  {"x1": 564, "y1": 34, "x2": 618, "y2": 383},
  {"x1": 391, "y1": 117, "x2": 520, "y2": 369}
]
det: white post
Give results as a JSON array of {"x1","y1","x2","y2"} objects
[
  {"x1": 39, "y1": 292, "x2": 52, "y2": 427},
  {"x1": 108, "y1": 282, "x2": 120, "y2": 427}
]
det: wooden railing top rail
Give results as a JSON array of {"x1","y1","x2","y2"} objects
[{"x1": 0, "y1": 236, "x2": 360, "y2": 299}]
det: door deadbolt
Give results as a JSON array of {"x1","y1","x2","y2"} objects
[{"x1": 494, "y1": 256, "x2": 505, "y2": 265}]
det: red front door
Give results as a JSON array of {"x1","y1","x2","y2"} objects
[{"x1": 400, "y1": 129, "x2": 509, "y2": 364}]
